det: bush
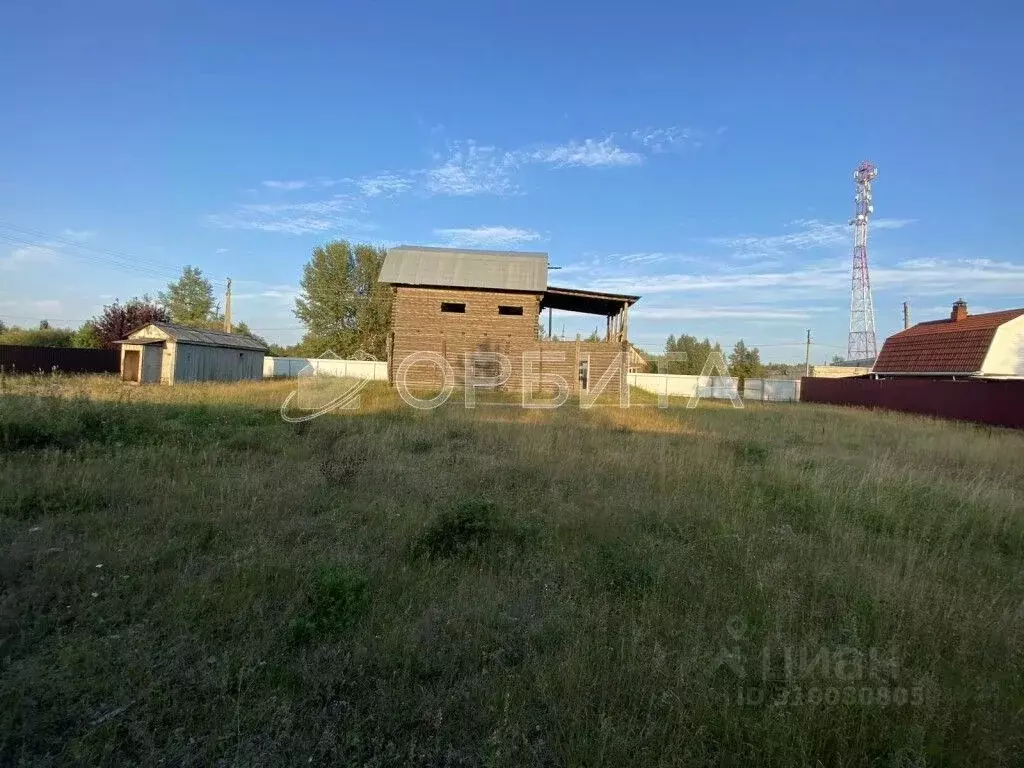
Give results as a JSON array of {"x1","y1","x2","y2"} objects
[
  {"x1": 290, "y1": 565, "x2": 370, "y2": 645},
  {"x1": 0, "y1": 327, "x2": 75, "y2": 347},
  {"x1": 412, "y1": 499, "x2": 498, "y2": 560}
]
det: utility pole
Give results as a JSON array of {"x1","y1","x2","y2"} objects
[
  {"x1": 902, "y1": 301, "x2": 910, "y2": 330},
  {"x1": 224, "y1": 278, "x2": 232, "y2": 333},
  {"x1": 804, "y1": 329, "x2": 812, "y2": 377},
  {"x1": 548, "y1": 307, "x2": 553, "y2": 339}
]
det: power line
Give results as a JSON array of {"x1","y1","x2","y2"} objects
[
  {"x1": 0, "y1": 222, "x2": 227, "y2": 289},
  {"x1": 0, "y1": 232, "x2": 188, "y2": 285}
]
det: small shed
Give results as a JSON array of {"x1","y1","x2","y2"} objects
[{"x1": 117, "y1": 322, "x2": 267, "y2": 384}]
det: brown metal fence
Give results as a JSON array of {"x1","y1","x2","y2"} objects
[
  {"x1": 800, "y1": 376, "x2": 1024, "y2": 429},
  {"x1": 0, "y1": 345, "x2": 119, "y2": 375}
]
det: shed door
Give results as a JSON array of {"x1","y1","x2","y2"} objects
[{"x1": 142, "y1": 346, "x2": 163, "y2": 383}]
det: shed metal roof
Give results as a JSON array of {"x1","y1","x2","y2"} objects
[
  {"x1": 127, "y1": 322, "x2": 268, "y2": 351},
  {"x1": 379, "y1": 245, "x2": 548, "y2": 292}
]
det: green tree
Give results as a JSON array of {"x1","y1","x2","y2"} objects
[
  {"x1": 72, "y1": 323, "x2": 102, "y2": 348},
  {"x1": 662, "y1": 334, "x2": 723, "y2": 374},
  {"x1": 830, "y1": 354, "x2": 846, "y2": 365},
  {"x1": 584, "y1": 329, "x2": 602, "y2": 342},
  {"x1": 728, "y1": 339, "x2": 764, "y2": 382},
  {"x1": 294, "y1": 241, "x2": 392, "y2": 358},
  {"x1": 159, "y1": 266, "x2": 215, "y2": 325}
]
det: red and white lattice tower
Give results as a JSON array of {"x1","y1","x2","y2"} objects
[{"x1": 847, "y1": 160, "x2": 878, "y2": 361}]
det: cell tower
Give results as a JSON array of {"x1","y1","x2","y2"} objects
[{"x1": 847, "y1": 160, "x2": 878, "y2": 361}]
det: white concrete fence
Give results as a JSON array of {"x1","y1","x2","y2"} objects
[
  {"x1": 628, "y1": 372, "x2": 802, "y2": 402},
  {"x1": 265, "y1": 359, "x2": 800, "y2": 403},
  {"x1": 627, "y1": 372, "x2": 740, "y2": 400},
  {"x1": 264, "y1": 357, "x2": 388, "y2": 380},
  {"x1": 741, "y1": 378, "x2": 802, "y2": 402}
]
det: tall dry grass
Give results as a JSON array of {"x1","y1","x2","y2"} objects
[{"x1": 1, "y1": 373, "x2": 1022, "y2": 765}]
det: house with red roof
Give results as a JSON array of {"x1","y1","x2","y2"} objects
[{"x1": 873, "y1": 299, "x2": 1024, "y2": 378}]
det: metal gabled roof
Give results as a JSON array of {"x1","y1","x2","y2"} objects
[
  {"x1": 378, "y1": 245, "x2": 548, "y2": 293},
  {"x1": 127, "y1": 322, "x2": 268, "y2": 351}
]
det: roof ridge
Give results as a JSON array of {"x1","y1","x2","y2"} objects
[{"x1": 392, "y1": 244, "x2": 549, "y2": 258}]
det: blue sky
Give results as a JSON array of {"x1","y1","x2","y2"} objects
[{"x1": 2, "y1": 0, "x2": 1023, "y2": 361}]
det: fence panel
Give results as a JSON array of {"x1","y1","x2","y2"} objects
[
  {"x1": 743, "y1": 378, "x2": 801, "y2": 402},
  {"x1": 800, "y1": 376, "x2": 1024, "y2": 429},
  {"x1": 0, "y1": 345, "x2": 119, "y2": 374},
  {"x1": 264, "y1": 357, "x2": 388, "y2": 381},
  {"x1": 743, "y1": 379, "x2": 764, "y2": 401},
  {"x1": 628, "y1": 372, "x2": 739, "y2": 400}
]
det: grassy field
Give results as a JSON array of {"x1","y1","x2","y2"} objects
[{"x1": 1, "y1": 374, "x2": 1022, "y2": 766}]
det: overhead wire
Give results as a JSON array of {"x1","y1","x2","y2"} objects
[{"x1": 0, "y1": 222, "x2": 227, "y2": 289}]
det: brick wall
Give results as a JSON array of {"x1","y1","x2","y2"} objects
[{"x1": 388, "y1": 286, "x2": 628, "y2": 398}]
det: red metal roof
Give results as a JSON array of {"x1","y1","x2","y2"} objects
[{"x1": 874, "y1": 308, "x2": 1024, "y2": 374}]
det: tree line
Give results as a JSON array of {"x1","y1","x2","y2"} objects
[{"x1": 641, "y1": 335, "x2": 805, "y2": 380}]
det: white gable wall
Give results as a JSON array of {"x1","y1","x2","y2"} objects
[{"x1": 980, "y1": 315, "x2": 1024, "y2": 377}]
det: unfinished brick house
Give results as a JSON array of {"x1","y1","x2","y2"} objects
[{"x1": 377, "y1": 245, "x2": 640, "y2": 399}]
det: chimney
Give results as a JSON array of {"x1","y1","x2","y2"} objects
[{"x1": 950, "y1": 298, "x2": 968, "y2": 322}]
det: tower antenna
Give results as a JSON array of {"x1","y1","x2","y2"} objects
[{"x1": 847, "y1": 161, "x2": 878, "y2": 361}]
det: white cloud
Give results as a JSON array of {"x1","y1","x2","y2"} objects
[
  {"x1": 0, "y1": 298, "x2": 62, "y2": 314},
  {"x1": 872, "y1": 258, "x2": 1024, "y2": 295},
  {"x1": 587, "y1": 257, "x2": 1024, "y2": 302},
  {"x1": 1, "y1": 244, "x2": 58, "y2": 271},
  {"x1": 630, "y1": 126, "x2": 702, "y2": 153},
  {"x1": 215, "y1": 247, "x2": 229, "y2": 254},
  {"x1": 872, "y1": 218, "x2": 918, "y2": 230},
  {"x1": 591, "y1": 265, "x2": 846, "y2": 296},
  {"x1": 633, "y1": 305, "x2": 822, "y2": 320},
  {"x1": 433, "y1": 226, "x2": 542, "y2": 248},
  {"x1": 613, "y1": 252, "x2": 705, "y2": 266},
  {"x1": 707, "y1": 217, "x2": 918, "y2": 260},
  {"x1": 708, "y1": 219, "x2": 848, "y2": 259},
  {"x1": 238, "y1": 126, "x2": 689, "y2": 205},
  {"x1": 358, "y1": 173, "x2": 413, "y2": 198},
  {"x1": 61, "y1": 229, "x2": 95, "y2": 241},
  {"x1": 262, "y1": 180, "x2": 308, "y2": 191},
  {"x1": 234, "y1": 286, "x2": 298, "y2": 302},
  {"x1": 205, "y1": 195, "x2": 369, "y2": 235},
  {"x1": 523, "y1": 137, "x2": 643, "y2": 168},
  {"x1": 425, "y1": 141, "x2": 517, "y2": 196}
]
